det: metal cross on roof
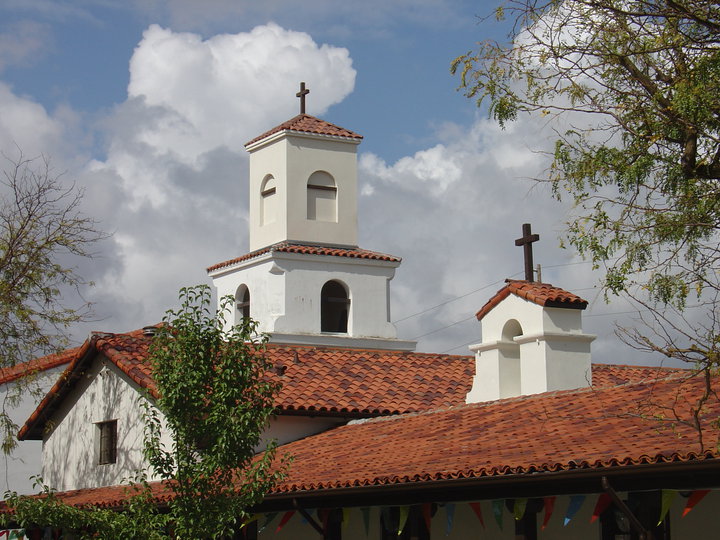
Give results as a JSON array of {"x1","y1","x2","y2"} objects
[
  {"x1": 296, "y1": 82, "x2": 309, "y2": 114},
  {"x1": 515, "y1": 223, "x2": 540, "y2": 282}
]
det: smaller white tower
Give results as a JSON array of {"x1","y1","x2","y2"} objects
[{"x1": 465, "y1": 280, "x2": 595, "y2": 403}]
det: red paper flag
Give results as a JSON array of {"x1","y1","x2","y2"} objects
[
  {"x1": 422, "y1": 503, "x2": 432, "y2": 532},
  {"x1": 469, "y1": 502, "x2": 485, "y2": 528},
  {"x1": 682, "y1": 490, "x2": 711, "y2": 518},
  {"x1": 590, "y1": 493, "x2": 612, "y2": 523},
  {"x1": 275, "y1": 510, "x2": 295, "y2": 533},
  {"x1": 541, "y1": 496, "x2": 556, "y2": 530}
]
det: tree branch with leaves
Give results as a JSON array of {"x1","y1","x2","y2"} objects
[
  {"x1": 453, "y1": 0, "x2": 720, "y2": 361},
  {"x1": 143, "y1": 285, "x2": 287, "y2": 538},
  {"x1": 453, "y1": 0, "x2": 720, "y2": 446},
  {"x1": 0, "y1": 150, "x2": 106, "y2": 454}
]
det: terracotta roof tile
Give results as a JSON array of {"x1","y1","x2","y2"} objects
[
  {"x1": 591, "y1": 363, "x2": 683, "y2": 388},
  {"x1": 269, "y1": 371, "x2": 719, "y2": 494},
  {"x1": 264, "y1": 344, "x2": 473, "y2": 415},
  {"x1": 245, "y1": 114, "x2": 362, "y2": 147},
  {"x1": 17, "y1": 329, "x2": 684, "y2": 440},
  {"x1": 0, "y1": 347, "x2": 79, "y2": 386},
  {"x1": 207, "y1": 242, "x2": 400, "y2": 273},
  {"x1": 28, "y1": 368, "x2": 714, "y2": 509},
  {"x1": 476, "y1": 279, "x2": 588, "y2": 320}
]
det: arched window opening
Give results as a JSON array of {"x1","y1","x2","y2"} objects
[
  {"x1": 307, "y1": 171, "x2": 337, "y2": 222},
  {"x1": 236, "y1": 285, "x2": 250, "y2": 322},
  {"x1": 501, "y1": 319, "x2": 523, "y2": 342},
  {"x1": 321, "y1": 280, "x2": 349, "y2": 333},
  {"x1": 260, "y1": 175, "x2": 277, "y2": 225}
]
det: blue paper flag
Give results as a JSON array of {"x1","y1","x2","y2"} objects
[
  {"x1": 564, "y1": 495, "x2": 586, "y2": 526},
  {"x1": 492, "y1": 499, "x2": 504, "y2": 530},
  {"x1": 445, "y1": 503, "x2": 456, "y2": 536}
]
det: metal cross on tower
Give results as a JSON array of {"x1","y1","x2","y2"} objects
[
  {"x1": 296, "y1": 82, "x2": 309, "y2": 114},
  {"x1": 515, "y1": 223, "x2": 540, "y2": 282}
]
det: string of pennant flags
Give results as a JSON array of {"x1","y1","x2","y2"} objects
[
  {"x1": 244, "y1": 489, "x2": 711, "y2": 536},
  {"x1": 0, "y1": 489, "x2": 712, "y2": 538}
]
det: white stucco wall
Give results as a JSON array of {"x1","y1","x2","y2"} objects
[
  {"x1": 41, "y1": 356, "x2": 349, "y2": 492},
  {"x1": 41, "y1": 357, "x2": 162, "y2": 491},
  {"x1": 211, "y1": 251, "x2": 400, "y2": 341},
  {"x1": 247, "y1": 132, "x2": 360, "y2": 251}
]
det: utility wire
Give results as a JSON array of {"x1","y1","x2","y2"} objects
[
  {"x1": 392, "y1": 278, "x2": 509, "y2": 324},
  {"x1": 441, "y1": 339, "x2": 479, "y2": 355},
  {"x1": 410, "y1": 314, "x2": 476, "y2": 340},
  {"x1": 393, "y1": 260, "x2": 594, "y2": 325}
]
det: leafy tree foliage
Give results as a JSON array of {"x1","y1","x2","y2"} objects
[
  {"x1": 144, "y1": 285, "x2": 286, "y2": 538},
  {"x1": 452, "y1": 1, "x2": 720, "y2": 366},
  {"x1": 0, "y1": 151, "x2": 105, "y2": 453}
]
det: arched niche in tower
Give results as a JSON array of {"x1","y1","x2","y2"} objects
[
  {"x1": 235, "y1": 284, "x2": 250, "y2": 324},
  {"x1": 499, "y1": 318, "x2": 522, "y2": 397},
  {"x1": 260, "y1": 175, "x2": 277, "y2": 226},
  {"x1": 321, "y1": 280, "x2": 350, "y2": 333},
  {"x1": 307, "y1": 171, "x2": 337, "y2": 222}
]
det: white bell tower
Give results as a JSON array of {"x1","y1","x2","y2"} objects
[{"x1": 208, "y1": 84, "x2": 414, "y2": 351}]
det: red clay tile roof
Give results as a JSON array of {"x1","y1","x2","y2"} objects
[
  {"x1": 18, "y1": 335, "x2": 472, "y2": 440},
  {"x1": 269, "y1": 371, "x2": 718, "y2": 495},
  {"x1": 245, "y1": 114, "x2": 362, "y2": 147},
  {"x1": 591, "y1": 363, "x2": 683, "y2": 388},
  {"x1": 0, "y1": 347, "x2": 79, "y2": 386},
  {"x1": 29, "y1": 368, "x2": 716, "y2": 510},
  {"x1": 18, "y1": 326, "x2": 684, "y2": 441},
  {"x1": 207, "y1": 242, "x2": 401, "y2": 273},
  {"x1": 476, "y1": 279, "x2": 589, "y2": 320},
  {"x1": 265, "y1": 344, "x2": 473, "y2": 415}
]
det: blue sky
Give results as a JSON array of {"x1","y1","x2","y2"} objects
[
  {"x1": 1, "y1": 1, "x2": 500, "y2": 162},
  {"x1": 0, "y1": 1, "x2": 655, "y2": 359}
]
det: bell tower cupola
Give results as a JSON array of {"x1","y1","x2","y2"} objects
[{"x1": 244, "y1": 83, "x2": 362, "y2": 251}]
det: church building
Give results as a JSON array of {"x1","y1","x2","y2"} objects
[{"x1": 5, "y1": 85, "x2": 720, "y2": 539}]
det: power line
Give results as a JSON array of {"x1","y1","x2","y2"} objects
[
  {"x1": 393, "y1": 260, "x2": 595, "y2": 325},
  {"x1": 441, "y1": 339, "x2": 478, "y2": 355},
  {"x1": 392, "y1": 278, "x2": 509, "y2": 324},
  {"x1": 410, "y1": 314, "x2": 476, "y2": 340}
]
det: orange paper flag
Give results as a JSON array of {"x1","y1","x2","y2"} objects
[
  {"x1": 422, "y1": 503, "x2": 433, "y2": 532},
  {"x1": 682, "y1": 490, "x2": 711, "y2": 518}
]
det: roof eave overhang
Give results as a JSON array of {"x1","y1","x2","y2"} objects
[
  {"x1": 245, "y1": 129, "x2": 363, "y2": 152},
  {"x1": 271, "y1": 250, "x2": 400, "y2": 269},
  {"x1": 256, "y1": 458, "x2": 720, "y2": 511},
  {"x1": 18, "y1": 339, "x2": 96, "y2": 441}
]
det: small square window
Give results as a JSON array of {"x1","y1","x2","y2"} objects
[{"x1": 97, "y1": 420, "x2": 117, "y2": 465}]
